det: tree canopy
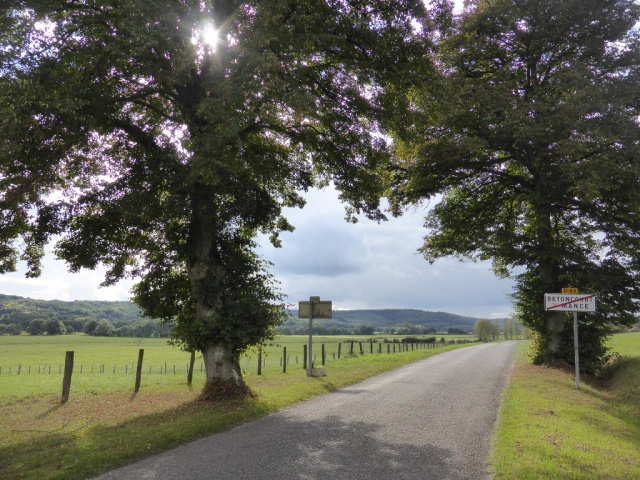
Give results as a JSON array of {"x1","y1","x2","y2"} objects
[
  {"x1": 0, "y1": 1, "x2": 431, "y2": 393},
  {"x1": 390, "y1": 0, "x2": 640, "y2": 370},
  {"x1": 473, "y1": 319, "x2": 500, "y2": 342}
]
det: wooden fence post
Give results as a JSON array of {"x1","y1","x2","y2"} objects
[
  {"x1": 61, "y1": 351, "x2": 74, "y2": 404},
  {"x1": 135, "y1": 349, "x2": 144, "y2": 392},
  {"x1": 187, "y1": 350, "x2": 195, "y2": 385},
  {"x1": 321, "y1": 344, "x2": 325, "y2": 366},
  {"x1": 257, "y1": 347, "x2": 262, "y2": 375},
  {"x1": 283, "y1": 347, "x2": 287, "y2": 373},
  {"x1": 303, "y1": 345, "x2": 307, "y2": 370},
  {"x1": 338, "y1": 342, "x2": 341, "y2": 359}
]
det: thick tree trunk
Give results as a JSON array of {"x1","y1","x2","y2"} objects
[
  {"x1": 201, "y1": 344, "x2": 245, "y2": 386},
  {"x1": 534, "y1": 186, "x2": 564, "y2": 358},
  {"x1": 545, "y1": 311, "x2": 564, "y2": 356},
  {"x1": 188, "y1": 189, "x2": 247, "y2": 392}
]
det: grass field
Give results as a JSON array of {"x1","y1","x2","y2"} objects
[
  {"x1": 0, "y1": 333, "x2": 473, "y2": 480},
  {"x1": 488, "y1": 333, "x2": 640, "y2": 479},
  {"x1": 3, "y1": 333, "x2": 636, "y2": 479},
  {"x1": 0, "y1": 334, "x2": 469, "y2": 399}
]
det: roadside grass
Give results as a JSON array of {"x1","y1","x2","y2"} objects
[
  {"x1": 489, "y1": 333, "x2": 640, "y2": 479},
  {"x1": 0, "y1": 338, "x2": 472, "y2": 480}
]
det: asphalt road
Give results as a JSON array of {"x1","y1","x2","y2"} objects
[{"x1": 95, "y1": 341, "x2": 516, "y2": 480}]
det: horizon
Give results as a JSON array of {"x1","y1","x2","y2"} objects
[{"x1": 0, "y1": 292, "x2": 515, "y2": 319}]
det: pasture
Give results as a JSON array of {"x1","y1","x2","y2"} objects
[
  {"x1": 0, "y1": 333, "x2": 472, "y2": 400},
  {"x1": 0, "y1": 334, "x2": 474, "y2": 479}
]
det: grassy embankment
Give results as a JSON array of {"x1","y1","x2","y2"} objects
[
  {"x1": 489, "y1": 333, "x2": 640, "y2": 479},
  {"x1": 0, "y1": 334, "x2": 471, "y2": 479}
]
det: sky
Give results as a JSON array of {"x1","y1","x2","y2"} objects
[{"x1": 0, "y1": 185, "x2": 516, "y2": 319}]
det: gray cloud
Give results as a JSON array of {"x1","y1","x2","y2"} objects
[
  {"x1": 258, "y1": 187, "x2": 516, "y2": 318},
  {"x1": 0, "y1": 186, "x2": 516, "y2": 319}
]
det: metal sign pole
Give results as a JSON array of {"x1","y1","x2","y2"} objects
[
  {"x1": 573, "y1": 311, "x2": 580, "y2": 389},
  {"x1": 307, "y1": 297, "x2": 314, "y2": 377},
  {"x1": 544, "y1": 290, "x2": 596, "y2": 390}
]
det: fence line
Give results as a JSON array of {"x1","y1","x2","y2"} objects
[
  {"x1": 1, "y1": 338, "x2": 475, "y2": 403},
  {"x1": 0, "y1": 339, "x2": 475, "y2": 378}
]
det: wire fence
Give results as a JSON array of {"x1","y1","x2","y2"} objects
[{"x1": 0, "y1": 339, "x2": 474, "y2": 378}]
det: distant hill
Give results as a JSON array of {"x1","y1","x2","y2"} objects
[
  {"x1": 0, "y1": 293, "x2": 480, "y2": 335},
  {"x1": 0, "y1": 293, "x2": 146, "y2": 334},
  {"x1": 283, "y1": 308, "x2": 479, "y2": 333},
  {"x1": 0, "y1": 293, "x2": 142, "y2": 323}
]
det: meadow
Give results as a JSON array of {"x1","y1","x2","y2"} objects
[
  {"x1": 0, "y1": 334, "x2": 468, "y2": 399},
  {"x1": 2, "y1": 333, "x2": 636, "y2": 479},
  {"x1": 0, "y1": 333, "x2": 473, "y2": 479}
]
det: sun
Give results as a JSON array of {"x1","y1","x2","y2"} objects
[
  {"x1": 201, "y1": 23, "x2": 219, "y2": 50},
  {"x1": 191, "y1": 21, "x2": 219, "y2": 53}
]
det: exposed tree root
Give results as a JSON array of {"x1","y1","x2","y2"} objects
[{"x1": 198, "y1": 379, "x2": 256, "y2": 402}]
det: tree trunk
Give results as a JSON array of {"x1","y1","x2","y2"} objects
[
  {"x1": 188, "y1": 190, "x2": 247, "y2": 391},
  {"x1": 545, "y1": 311, "x2": 564, "y2": 356},
  {"x1": 534, "y1": 194, "x2": 564, "y2": 358},
  {"x1": 201, "y1": 344, "x2": 245, "y2": 386}
]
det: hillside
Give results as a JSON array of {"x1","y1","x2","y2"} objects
[
  {"x1": 0, "y1": 293, "x2": 480, "y2": 335},
  {"x1": 0, "y1": 293, "x2": 142, "y2": 324},
  {"x1": 0, "y1": 294, "x2": 150, "y2": 335},
  {"x1": 282, "y1": 308, "x2": 478, "y2": 334}
]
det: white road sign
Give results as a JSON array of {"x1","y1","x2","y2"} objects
[{"x1": 544, "y1": 293, "x2": 596, "y2": 312}]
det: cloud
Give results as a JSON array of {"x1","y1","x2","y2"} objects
[
  {"x1": 257, "y1": 186, "x2": 516, "y2": 318},
  {"x1": 0, "y1": 186, "x2": 516, "y2": 319},
  {"x1": 0, "y1": 245, "x2": 134, "y2": 302}
]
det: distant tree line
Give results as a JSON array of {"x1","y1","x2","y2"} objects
[
  {"x1": 0, "y1": 295, "x2": 168, "y2": 337},
  {"x1": 277, "y1": 322, "x2": 444, "y2": 336},
  {"x1": 1, "y1": 296, "x2": 479, "y2": 338},
  {"x1": 474, "y1": 319, "x2": 523, "y2": 342},
  {"x1": 0, "y1": 316, "x2": 169, "y2": 338}
]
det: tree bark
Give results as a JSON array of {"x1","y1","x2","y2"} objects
[
  {"x1": 545, "y1": 311, "x2": 564, "y2": 356},
  {"x1": 534, "y1": 193, "x2": 564, "y2": 358},
  {"x1": 201, "y1": 344, "x2": 245, "y2": 386},
  {"x1": 188, "y1": 190, "x2": 247, "y2": 388}
]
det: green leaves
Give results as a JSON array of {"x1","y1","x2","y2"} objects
[
  {"x1": 393, "y1": 0, "x2": 640, "y2": 367},
  {"x1": 1, "y1": 1, "x2": 431, "y2": 384}
]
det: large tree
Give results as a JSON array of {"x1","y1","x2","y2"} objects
[
  {"x1": 0, "y1": 1, "x2": 430, "y2": 395},
  {"x1": 390, "y1": 0, "x2": 640, "y2": 370}
]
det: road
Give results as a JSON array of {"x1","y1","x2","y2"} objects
[{"x1": 95, "y1": 341, "x2": 516, "y2": 480}]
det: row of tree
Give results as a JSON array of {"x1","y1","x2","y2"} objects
[
  {"x1": 0, "y1": 295, "x2": 147, "y2": 331},
  {"x1": 0, "y1": 318, "x2": 167, "y2": 337},
  {"x1": 474, "y1": 319, "x2": 524, "y2": 342},
  {"x1": 2, "y1": 1, "x2": 639, "y2": 395},
  {"x1": 278, "y1": 324, "x2": 442, "y2": 336}
]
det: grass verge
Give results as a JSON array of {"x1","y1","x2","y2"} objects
[
  {"x1": 488, "y1": 333, "x2": 640, "y2": 479},
  {"x1": 0, "y1": 342, "x2": 470, "y2": 480}
]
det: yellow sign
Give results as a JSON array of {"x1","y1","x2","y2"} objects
[{"x1": 562, "y1": 288, "x2": 579, "y2": 294}]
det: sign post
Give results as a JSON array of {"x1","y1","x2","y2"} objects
[
  {"x1": 544, "y1": 290, "x2": 596, "y2": 389},
  {"x1": 298, "y1": 297, "x2": 332, "y2": 377},
  {"x1": 573, "y1": 310, "x2": 579, "y2": 388}
]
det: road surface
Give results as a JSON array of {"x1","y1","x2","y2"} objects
[{"x1": 95, "y1": 341, "x2": 516, "y2": 480}]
